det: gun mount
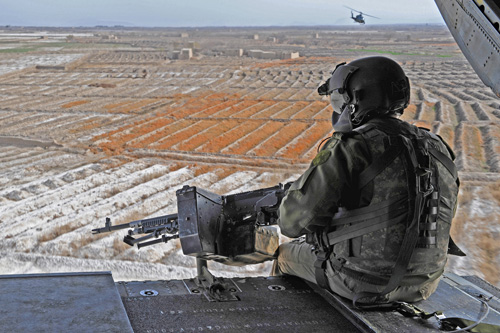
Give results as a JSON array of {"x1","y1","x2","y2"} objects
[{"x1": 93, "y1": 184, "x2": 288, "y2": 264}]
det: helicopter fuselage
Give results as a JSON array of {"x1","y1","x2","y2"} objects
[{"x1": 351, "y1": 12, "x2": 365, "y2": 24}]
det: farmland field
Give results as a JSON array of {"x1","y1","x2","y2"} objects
[{"x1": 0, "y1": 25, "x2": 499, "y2": 285}]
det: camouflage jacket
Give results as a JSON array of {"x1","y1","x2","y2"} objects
[
  {"x1": 278, "y1": 121, "x2": 372, "y2": 238},
  {"x1": 278, "y1": 117, "x2": 459, "y2": 276}
]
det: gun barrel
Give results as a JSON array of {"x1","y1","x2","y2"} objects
[
  {"x1": 91, "y1": 214, "x2": 178, "y2": 235},
  {"x1": 91, "y1": 217, "x2": 131, "y2": 234}
]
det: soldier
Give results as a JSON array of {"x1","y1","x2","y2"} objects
[{"x1": 272, "y1": 56, "x2": 462, "y2": 305}]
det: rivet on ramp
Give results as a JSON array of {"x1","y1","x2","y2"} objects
[
  {"x1": 268, "y1": 285, "x2": 286, "y2": 291},
  {"x1": 140, "y1": 289, "x2": 159, "y2": 296}
]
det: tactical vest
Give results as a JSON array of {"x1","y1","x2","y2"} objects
[{"x1": 313, "y1": 121, "x2": 460, "y2": 302}]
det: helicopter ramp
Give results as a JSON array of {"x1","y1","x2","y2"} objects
[
  {"x1": 1, "y1": 272, "x2": 500, "y2": 332},
  {"x1": 0, "y1": 271, "x2": 133, "y2": 332}
]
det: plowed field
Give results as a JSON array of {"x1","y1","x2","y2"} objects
[{"x1": 0, "y1": 25, "x2": 499, "y2": 285}]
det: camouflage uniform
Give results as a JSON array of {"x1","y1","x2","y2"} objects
[{"x1": 273, "y1": 116, "x2": 459, "y2": 303}]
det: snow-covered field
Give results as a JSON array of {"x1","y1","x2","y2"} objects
[
  {"x1": 0, "y1": 146, "x2": 299, "y2": 281},
  {"x1": 0, "y1": 53, "x2": 84, "y2": 76}
]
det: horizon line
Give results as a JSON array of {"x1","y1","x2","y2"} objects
[{"x1": 2, "y1": 23, "x2": 447, "y2": 30}]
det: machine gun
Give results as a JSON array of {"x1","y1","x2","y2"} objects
[
  {"x1": 92, "y1": 183, "x2": 290, "y2": 265},
  {"x1": 92, "y1": 213, "x2": 179, "y2": 249},
  {"x1": 93, "y1": 183, "x2": 290, "y2": 301}
]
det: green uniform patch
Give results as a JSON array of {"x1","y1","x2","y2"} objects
[{"x1": 312, "y1": 150, "x2": 331, "y2": 166}]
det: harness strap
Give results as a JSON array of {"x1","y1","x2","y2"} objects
[
  {"x1": 313, "y1": 126, "x2": 459, "y2": 307},
  {"x1": 330, "y1": 196, "x2": 406, "y2": 226},
  {"x1": 326, "y1": 209, "x2": 406, "y2": 246},
  {"x1": 314, "y1": 249, "x2": 331, "y2": 291},
  {"x1": 317, "y1": 196, "x2": 407, "y2": 290},
  {"x1": 351, "y1": 136, "x2": 426, "y2": 306},
  {"x1": 358, "y1": 138, "x2": 404, "y2": 189},
  {"x1": 351, "y1": 191, "x2": 424, "y2": 306},
  {"x1": 429, "y1": 148, "x2": 459, "y2": 186}
]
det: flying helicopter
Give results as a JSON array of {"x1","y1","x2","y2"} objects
[{"x1": 344, "y1": 6, "x2": 380, "y2": 24}]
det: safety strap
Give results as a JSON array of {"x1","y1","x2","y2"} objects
[
  {"x1": 352, "y1": 193, "x2": 424, "y2": 306},
  {"x1": 355, "y1": 301, "x2": 440, "y2": 319},
  {"x1": 355, "y1": 300, "x2": 500, "y2": 332},
  {"x1": 313, "y1": 227, "x2": 335, "y2": 290},
  {"x1": 439, "y1": 318, "x2": 500, "y2": 332}
]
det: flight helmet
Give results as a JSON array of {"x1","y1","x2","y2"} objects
[{"x1": 318, "y1": 56, "x2": 410, "y2": 131}]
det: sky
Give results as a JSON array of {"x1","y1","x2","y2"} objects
[{"x1": 0, "y1": 0, "x2": 445, "y2": 27}]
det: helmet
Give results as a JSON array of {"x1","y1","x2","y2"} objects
[{"x1": 318, "y1": 56, "x2": 410, "y2": 130}]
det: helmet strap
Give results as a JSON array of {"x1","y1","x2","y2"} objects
[
  {"x1": 351, "y1": 108, "x2": 370, "y2": 126},
  {"x1": 332, "y1": 105, "x2": 355, "y2": 133}
]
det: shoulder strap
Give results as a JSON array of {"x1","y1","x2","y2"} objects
[
  {"x1": 420, "y1": 129, "x2": 460, "y2": 186},
  {"x1": 357, "y1": 136, "x2": 405, "y2": 189},
  {"x1": 421, "y1": 128, "x2": 457, "y2": 161},
  {"x1": 352, "y1": 122, "x2": 377, "y2": 135},
  {"x1": 429, "y1": 148, "x2": 460, "y2": 186},
  {"x1": 353, "y1": 123, "x2": 406, "y2": 189}
]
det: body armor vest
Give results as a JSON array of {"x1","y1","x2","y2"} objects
[{"x1": 314, "y1": 120, "x2": 460, "y2": 300}]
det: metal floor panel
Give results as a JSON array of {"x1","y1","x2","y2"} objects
[
  {"x1": 3, "y1": 270, "x2": 499, "y2": 332},
  {"x1": 117, "y1": 275, "x2": 360, "y2": 333},
  {"x1": 0, "y1": 271, "x2": 133, "y2": 333},
  {"x1": 118, "y1": 273, "x2": 500, "y2": 332}
]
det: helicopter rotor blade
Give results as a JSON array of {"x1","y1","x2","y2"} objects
[
  {"x1": 362, "y1": 13, "x2": 380, "y2": 19},
  {"x1": 343, "y1": 5, "x2": 361, "y2": 13},
  {"x1": 343, "y1": 5, "x2": 380, "y2": 19}
]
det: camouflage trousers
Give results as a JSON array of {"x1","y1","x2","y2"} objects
[{"x1": 271, "y1": 238, "x2": 443, "y2": 303}]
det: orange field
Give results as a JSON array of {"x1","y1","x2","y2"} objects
[{"x1": 92, "y1": 91, "x2": 333, "y2": 166}]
